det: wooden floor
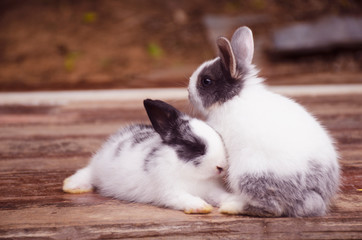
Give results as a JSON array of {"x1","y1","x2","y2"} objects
[{"x1": 0, "y1": 87, "x2": 362, "y2": 239}]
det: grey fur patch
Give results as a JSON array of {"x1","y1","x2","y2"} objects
[
  {"x1": 196, "y1": 58, "x2": 245, "y2": 109},
  {"x1": 112, "y1": 124, "x2": 156, "y2": 158},
  {"x1": 132, "y1": 125, "x2": 156, "y2": 146},
  {"x1": 238, "y1": 161, "x2": 339, "y2": 217},
  {"x1": 113, "y1": 139, "x2": 126, "y2": 158}
]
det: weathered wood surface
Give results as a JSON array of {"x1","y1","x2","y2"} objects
[{"x1": 0, "y1": 88, "x2": 362, "y2": 239}]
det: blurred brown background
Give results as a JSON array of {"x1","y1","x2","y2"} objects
[{"x1": 0, "y1": 0, "x2": 361, "y2": 91}]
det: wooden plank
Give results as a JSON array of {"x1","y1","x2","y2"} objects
[{"x1": 0, "y1": 90, "x2": 361, "y2": 239}]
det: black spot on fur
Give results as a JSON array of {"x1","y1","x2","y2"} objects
[
  {"x1": 238, "y1": 162, "x2": 339, "y2": 217},
  {"x1": 164, "y1": 118, "x2": 206, "y2": 166},
  {"x1": 197, "y1": 58, "x2": 244, "y2": 109},
  {"x1": 143, "y1": 146, "x2": 160, "y2": 172}
]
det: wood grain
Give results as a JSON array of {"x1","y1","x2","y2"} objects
[{"x1": 0, "y1": 93, "x2": 361, "y2": 239}]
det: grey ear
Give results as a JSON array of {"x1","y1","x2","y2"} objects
[
  {"x1": 143, "y1": 99, "x2": 182, "y2": 139},
  {"x1": 230, "y1": 26, "x2": 254, "y2": 66},
  {"x1": 216, "y1": 37, "x2": 237, "y2": 78}
]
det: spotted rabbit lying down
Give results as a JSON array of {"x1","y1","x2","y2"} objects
[
  {"x1": 188, "y1": 26, "x2": 340, "y2": 217},
  {"x1": 63, "y1": 99, "x2": 231, "y2": 214}
]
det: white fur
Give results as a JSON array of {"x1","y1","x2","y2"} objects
[{"x1": 63, "y1": 114, "x2": 231, "y2": 213}]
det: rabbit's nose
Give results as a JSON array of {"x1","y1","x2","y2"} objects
[{"x1": 216, "y1": 166, "x2": 223, "y2": 174}]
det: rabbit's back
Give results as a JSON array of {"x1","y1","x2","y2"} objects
[
  {"x1": 209, "y1": 87, "x2": 338, "y2": 175},
  {"x1": 89, "y1": 125, "x2": 173, "y2": 202}
]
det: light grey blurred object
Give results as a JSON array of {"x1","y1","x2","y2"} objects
[
  {"x1": 272, "y1": 16, "x2": 362, "y2": 55},
  {"x1": 203, "y1": 14, "x2": 268, "y2": 51}
]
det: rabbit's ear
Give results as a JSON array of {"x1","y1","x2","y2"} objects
[
  {"x1": 143, "y1": 99, "x2": 182, "y2": 138},
  {"x1": 217, "y1": 37, "x2": 237, "y2": 78},
  {"x1": 230, "y1": 26, "x2": 254, "y2": 66}
]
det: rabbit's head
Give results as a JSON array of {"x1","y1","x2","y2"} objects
[
  {"x1": 144, "y1": 99, "x2": 227, "y2": 179},
  {"x1": 188, "y1": 26, "x2": 259, "y2": 115}
]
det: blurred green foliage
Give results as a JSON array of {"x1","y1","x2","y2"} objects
[
  {"x1": 64, "y1": 52, "x2": 80, "y2": 72},
  {"x1": 250, "y1": 0, "x2": 266, "y2": 10},
  {"x1": 83, "y1": 12, "x2": 97, "y2": 23},
  {"x1": 100, "y1": 58, "x2": 113, "y2": 70},
  {"x1": 147, "y1": 43, "x2": 163, "y2": 59}
]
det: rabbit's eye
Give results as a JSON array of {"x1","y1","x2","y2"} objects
[{"x1": 201, "y1": 78, "x2": 213, "y2": 87}]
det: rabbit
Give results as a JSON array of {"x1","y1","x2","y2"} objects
[
  {"x1": 188, "y1": 26, "x2": 340, "y2": 217},
  {"x1": 63, "y1": 99, "x2": 231, "y2": 214}
]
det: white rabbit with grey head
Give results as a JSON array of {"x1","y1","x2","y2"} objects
[
  {"x1": 63, "y1": 99, "x2": 230, "y2": 214},
  {"x1": 188, "y1": 26, "x2": 340, "y2": 217}
]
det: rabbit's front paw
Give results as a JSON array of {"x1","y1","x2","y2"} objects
[
  {"x1": 184, "y1": 202, "x2": 213, "y2": 214},
  {"x1": 219, "y1": 200, "x2": 244, "y2": 215},
  {"x1": 168, "y1": 192, "x2": 214, "y2": 214}
]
